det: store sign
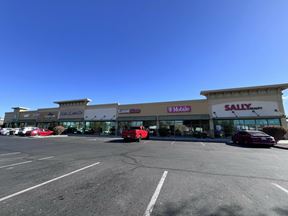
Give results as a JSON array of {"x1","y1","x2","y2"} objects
[
  {"x1": 118, "y1": 108, "x2": 141, "y2": 114},
  {"x1": 167, "y1": 106, "x2": 191, "y2": 113},
  {"x1": 84, "y1": 108, "x2": 117, "y2": 120},
  {"x1": 59, "y1": 110, "x2": 83, "y2": 117},
  {"x1": 224, "y1": 103, "x2": 263, "y2": 111},
  {"x1": 212, "y1": 101, "x2": 279, "y2": 118},
  {"x1": 45, "y1": 112, "x2": 56, "y2": 119},
  {"x1": 23, "y1": 113, "x2": 39, "y2": 118}
]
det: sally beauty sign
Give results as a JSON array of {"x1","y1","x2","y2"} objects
[{"x1": 212, "y1": 101, "x2": 279, "y2": 118}]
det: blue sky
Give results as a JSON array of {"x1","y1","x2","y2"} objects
[{"x1": 0, "y1": 0, "x2": 287, "y2": 118}]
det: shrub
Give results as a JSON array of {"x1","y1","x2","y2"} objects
[
  {"x1": 53, "y1": 126, "x2": 65, "y2": 135},
  {"x1": 262, "y1": 126, "x2": 287, "y2": 142}
]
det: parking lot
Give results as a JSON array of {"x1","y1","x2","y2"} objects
[{"x1": 0, "y1": 136, "x2": 288, "y2": 216}]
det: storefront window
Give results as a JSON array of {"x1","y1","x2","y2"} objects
[
  {"x1": 85, "y1": 121, "x2": 116, "y2": 135},
  {"x1": 60, "y1": 121, "x2": 84, "y2": 134},
  {"x1": 214, "y1": 120, "x2": 234, "y2": 138},
  {"x1": 159, "y1": 120, "x2": 209, "y2": 137},
  {"x1": 267, "y1": 119, "x2": 280, "y2": 126},
  {"x1": 159, "y1": 121, "x2": 175, "y2": 137},
  {"x1": 215, "y1": 118, "x2": 281, "y2": 137},
  {"x1": 255, "y1": 119, "x2": 268, "y2": 130}
]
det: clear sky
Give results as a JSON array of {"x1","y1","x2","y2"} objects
[{"x1": 0, "y1": 0, "x2": 287, "y2": 118}]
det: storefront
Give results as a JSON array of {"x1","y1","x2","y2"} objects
[
  {"x1": 84, "y1": 104, "x2": 118, "y2": 135},
  {"x1": 117, "y1": 100, "x2": 210, "y2": 137},
  {"x1": 18, "y1": 110, "x2": 38, "y2": 127},
  {"x1": 37, "y1": 108, "x2": 59, "y2": 129},
  {"x1": 55, "y1": 99, "x2": 90, "y2": 134},
  {"x1": 201, "y1": 84, "x2": 288, "y2": 137},
  {"x1": 3, "y1": 83, "x2": 288, "y2": 138}
]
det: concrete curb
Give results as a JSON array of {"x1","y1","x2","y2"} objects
[
  {"x1": 272, "y1": 145, "x2": 288, "y2": 150},
  {"x1": 149, "y1": 137, "x2": 230, "y2": 144}
]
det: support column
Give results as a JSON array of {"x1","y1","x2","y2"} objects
[
  {"x1": 209, "y1": 119, "x2": 215, "y2": 138},
  {"x1": 115, "y1": 120, "x2": 119, "y2": 136}
]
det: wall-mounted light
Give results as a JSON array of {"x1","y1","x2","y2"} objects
[
  {"x1": 232, "y1": 111, "x2": 238, "y2": 118},
  {"x1": 252, "y1": 110, "x2": 260, "y2": 117}
]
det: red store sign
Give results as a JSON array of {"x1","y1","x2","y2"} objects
[
  {"x1": 224, "y1": 103, "x2": 263, "y2": 111},
  {"x1": 118, "y1": 108, "x2": 141, "y2": 114},
  {"x1": 167, "y1": 106, "x2": 191, "y2": 113}
]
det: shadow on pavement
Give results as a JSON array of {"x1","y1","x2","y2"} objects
[
  {"x1": 154, "y1": 199, "x2": 288, "y2": 216},
  {"x1": 225, "y1": 142, "x2": 272, "y2": 149},
  {"x1": 107, "y1": 139, "x2": 125, "y2": 143}
]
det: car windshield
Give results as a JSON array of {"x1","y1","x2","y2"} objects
[{"x1": 249, "y1": 131, "x2": 268, "y2": 136}]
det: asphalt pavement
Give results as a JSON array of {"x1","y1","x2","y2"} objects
[{"x1": 0, "y1": 135, "x2": 288, "y2": 216}]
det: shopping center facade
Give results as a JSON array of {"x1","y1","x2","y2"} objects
[{"x1": 3, "y1": 83, "x2": 288, "y2": 137}]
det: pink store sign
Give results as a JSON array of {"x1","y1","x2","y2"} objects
[{"x1": 167, "y1": 106, "x2": 191, "y2": 113}]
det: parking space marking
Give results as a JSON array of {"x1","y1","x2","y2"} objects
[
  {"x1": 200, "y1": 142, "x2": 206, "y2": 146},
  {"x1": 0, "y1": 162, "x2": 101, "y2": 202},
  {"x1": 144, "y1": 141, "x2": 151, "y2": 144},
  {"x1": 143, "y1": 170, "x2": 168, "y2": 216},
  {"x1": 171, "y1": 141, "x2": 175, "y2": 145},
  {"x1": 0, "y1": 152, "x2": 21, "y2": 157},
  {"x1": 0, "y1": 161, "x2": 32, "y2": 169},
  {"x1": 38, "y1": 156, "x2": 55, "y2": 161},
  {"x1": 272, "y1": 183, "x2": 288, "y2": 195}
]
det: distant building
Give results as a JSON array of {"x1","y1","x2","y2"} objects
[{"x1": 0, "y1": 117, "x2": 3, "y2": 127}]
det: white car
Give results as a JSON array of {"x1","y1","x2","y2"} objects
[
  {"x1": 0, "y1": 128, "x2": 14, "y2": 136},
  {"x1": 18, "y1": 127, "x2": 38, "y2": 136},
  {"x1": 12, "y1": 128, "x2": 20, "y2": 135}
]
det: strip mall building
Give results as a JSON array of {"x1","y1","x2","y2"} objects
[{"x1": 3, "y1": 83, "x2": 288, "y2": 137}]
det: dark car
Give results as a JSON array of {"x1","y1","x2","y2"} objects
[{"x1": 232, "y1": 130, "x2": 276, "y2": 147}]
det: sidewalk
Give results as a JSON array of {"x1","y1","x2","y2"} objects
[
  {"x1": 148, "y1": 136, "x2": 230, "y2": 143},
  {"x1": 274, "y1": 140, "x2": 288, "y2": 150}
]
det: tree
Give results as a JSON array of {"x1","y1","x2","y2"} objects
[{"x1": 53, "y1": 126, "x2": 65, "y2": 135}]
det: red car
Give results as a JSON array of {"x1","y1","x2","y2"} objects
[
  {"x1": 122, "y1": 126, "x2": 149, "y2": 142},
  {"x1": 232, "y1": 130, "x2": 276, "y2": 147},
  {"x1": 26, "y1": 128, "x2": 54, "y2": 136}
]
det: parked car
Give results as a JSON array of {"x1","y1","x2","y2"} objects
[
  {"x1": 122, "y1": 126, "x2": 149, "y2": 142},
  {"x1": 232, "y1": 130, "x2": 276, "y2": 147},
  {"x1": 26, "y1": 128, "x2": 54, "y2": 136},
  {"x1": 0, "y1": 128, "x2": 14, "y2": 136},
  {"x1": 18, "y1": 127, "x2": 38, "y2": 136},
  {"x1": 12, "y1": 128, "x2": 20, "y2": 135}
]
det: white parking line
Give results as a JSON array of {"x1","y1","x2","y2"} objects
[
  {"x1": 272, "y1": 183, "x2": 288, "y2": 195},
  {"x1": 0, "y1": 152, "x2": 21, "y2": 157},
  {"x1": 200, "y1": 142, "x2": 206, "y2": 146},
  {"x1": 38, "y1": 156, "x2": 55, "y2": 161},
  {"x1": 143, "y1": 171, "x2": 168, "y2": 216},
  {"x1": 171, "y1": 141, "x2": 175, "y2": 145},
  {"x1": 0, "y1": 161, "x2": 32, "y2": 169},
  {"x1": 0, "y1": 162, "x2": 101, "y2": 202}
]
